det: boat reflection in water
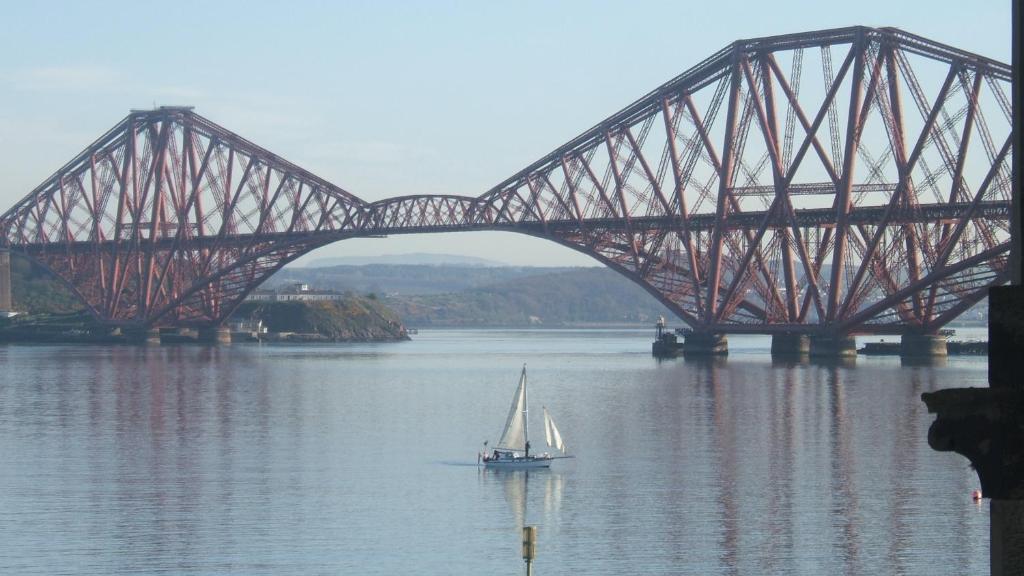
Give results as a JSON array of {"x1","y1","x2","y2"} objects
[
  {"x1": 481, "y1": 468, "x2": 565, "y2": 528},
  {"x1": 480, "y1": 467, "x2": 565, "y2": 571}
]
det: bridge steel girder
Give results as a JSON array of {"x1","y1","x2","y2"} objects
[
  {"x1": 0, "y1": 107, "x2": 364, "y2": 328},
  {"x1": 469, "y1": 25, "x2": 1012, "y2": 336},
  {"x1": 1, "y1": 27, "x2": 1013, "y2": 335}
]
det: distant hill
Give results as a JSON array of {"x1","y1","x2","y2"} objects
[
  {"x1": 268, "y1": 264, "x2": 579, "y2": 295},
  {"x1": 385, "y1": 267, "x2": 674, "y2": 327},
  {"x1": 271, "y1": 264, "x2": 675, "y2": 327},
  {"x1": 5, "y1": 253, "x2": 988, "y2": 329},
  {"x1": 303, "y1": 253, "x2": 509, "y2": 268}
]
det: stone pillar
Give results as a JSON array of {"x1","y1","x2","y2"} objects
[
  {"x1": 922, "y1": 385, "x2": 1024, "y2": 576},
  {"x1": 0, "y1": 249, "x2": 11, "y2": 312},
  {"x1": 992, "y1": 500, "x2": 1024, "y2": 576},
  {"x1": 989, "y1": 286, "x2": 1024, "y2": 390},
  {"x1": 899, "y1": 333, "x2": 948, "y2": 358},
  {"x1": 682, "y1": 332, "x2": 728, "y2": 356},
  {"x1": 808, "y1": 334, "x2": 857, "y2": 358},
  {"x1": 198, "y1": 325, "x2": 231, "y2": 344},
  {"x1": 953, "y1": 7, "x2": 1024, "y2": 574},
  {"x1": 923, "y1": 285, "x2": 1024, "y2": 576},
  {"x1": 771, "y1": 333, "x2": 810, "y2": 358},
  {"x1": 124, "y1": 327, "x2": 161, "y2": 345}
]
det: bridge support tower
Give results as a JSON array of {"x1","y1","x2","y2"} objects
[
  {"x1": 899, "y1": 333, "x2": 948, "y2": 358},
  {"x1": 682, "y1": 332, "x2": 728, "y2": 357},
  {"x1": 0, "y1": 249, "x2": 11, "y2": 313},
  {"x1": 809, "y1": 334, "x2": 857, "y2": 359},
  {"x1": 771, "y1": 333, "x2": 810, "y2": 358},
  {"x1": 198, "y1": 325, "x2": 232, "y2": 344},
  {"x1": 124, "y1": 327, "x2": 161, "y2": 345}
]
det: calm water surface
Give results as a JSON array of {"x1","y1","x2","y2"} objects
[{"x1": 0, "y1": 329, "x2": 990, "y2": 575}]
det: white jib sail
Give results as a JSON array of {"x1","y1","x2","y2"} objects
[
  {"x1": 496, "y1": 367, "x2": 528, "y2": 450},
  {"x1": 543, "y1": 407, "x2": 565, "y2": 454}
]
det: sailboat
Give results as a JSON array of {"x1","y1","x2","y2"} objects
[{"x1": 481, "y1": 365, "x2": 570, "y2": 469}]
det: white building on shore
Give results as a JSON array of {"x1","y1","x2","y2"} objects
[{"x1": 245, "y1": 283, "x2": 350, "y2": 302}]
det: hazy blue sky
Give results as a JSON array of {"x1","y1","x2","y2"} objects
[{"x1": 0, "y1": 0, "x2": 1012, "y2": 266}]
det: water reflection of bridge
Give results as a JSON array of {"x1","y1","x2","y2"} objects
[{"x1": 0, "y1": 27, "x2": 1012, "y2": 357}]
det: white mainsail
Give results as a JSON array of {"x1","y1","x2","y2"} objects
[
  {"x1": 543, "y1": 406, "x2": 565, "y2": 454},
  {"x1": 496, "y1": 366, "x2": 528, "y2": 450},
  {"x1": 543, "y1": 407, "x2": 553, "y2": 447}
]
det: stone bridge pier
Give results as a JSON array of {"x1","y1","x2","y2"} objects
[
  {"x1": 121, "y1": 324, "x2": 232, "y2": 345},
  {"x1": 681, "y1": 332, "x2": 729, "y2": 357},
  {"x1": 770, "y1": 333, "x2": 811, "y2": 358},
  {"x1": 0, "y1": 249, "x2": 11, "y2": 314},
  {"x1": 671, "y1": 331, "x2": 953, "y2": 360},
  {"x1": 197, "y1": 325, "x2": 232, "y2": 344},
  {"x1": 808, "y1": 334, "x2": 858, "y2": 359}
]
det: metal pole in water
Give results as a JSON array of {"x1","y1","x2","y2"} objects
[{"x1": 522, "y1": 525, "x2": 536, "y2": 576}]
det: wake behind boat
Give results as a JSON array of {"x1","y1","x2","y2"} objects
[{"x1": 480, "y1": 365, "x2": 571, "y2": 469}]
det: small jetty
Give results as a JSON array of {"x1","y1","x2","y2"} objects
[
  {"x1": 857, "y1": 341, "x2": 901, "y2": 355},
  {"x1": 651, "y1": 317, "x2": 684, "y2": 357},
  {"x1": 857, "y1": 337, "x2": 988, "y2": 356},
  {"x1": 946, "y1": 340, "x2": 989, "y2": 355}
]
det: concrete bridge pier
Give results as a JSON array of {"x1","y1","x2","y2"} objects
[
  {"x1": 899, "y1": 333, "x2": 948, "y2": 358},
  {"x1": 682, "y1": 332, "x2": 728, "y2": 357},
  {"x1": 124, "y1": 326, "x2": 161, "y2": 345},
  {"x1": 771, "y1": 333, "x2": 810, "y2": 358},
  {"x1": 0, "y1": 249, "x2": 12, "y2": 313},
  {"x1": 808, "y1": 334, "x2": 857, "y2": 359},
  {"x1": 198, "y1": 325, "x2": 231, "y2": 344}
]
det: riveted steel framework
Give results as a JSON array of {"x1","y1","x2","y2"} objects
[
  {"x1": 0, "y1": 107, "x2": 362, "y2": 326},
  {"x1": 1, "y1": 26, "x2": 1013, "y2": 334}
]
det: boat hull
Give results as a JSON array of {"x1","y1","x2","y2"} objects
[{"x1": 482, "y1": 456, "x2": 553, "y2": 469}]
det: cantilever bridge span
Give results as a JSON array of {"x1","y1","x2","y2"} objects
[{"x1": 0, "y1": 27, "x2": 1013, "y2": 339}]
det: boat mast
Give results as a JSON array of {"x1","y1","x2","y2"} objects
[{"x1": 522, "y1": 364, "x2": 530, "y2": 457}]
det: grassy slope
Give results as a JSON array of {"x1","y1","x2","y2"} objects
[
  {"x1": 9, "y1": 254, "x2": 84, "y2": 314},
  {"x1": 231, "y1": 298, "x2": 409, "y2": 340},
  {"x1": 5, "y1": 254, "x2": 408, "y2": 341}
]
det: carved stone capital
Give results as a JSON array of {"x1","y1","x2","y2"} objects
[{"x1": 922, "y1": 387, "x2": 1024, "y2": 500}]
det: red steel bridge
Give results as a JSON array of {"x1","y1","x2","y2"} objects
[{"x1": 0, "y1": 26, "x2": 1013, "y2": 342}]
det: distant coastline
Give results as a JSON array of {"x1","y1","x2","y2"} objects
[
  {"x1": 2, "y1": 252, "x2": 990, "y2": 339},
  {"x1": 0, "y1": 297, "x2": 410, "y2": 345}
]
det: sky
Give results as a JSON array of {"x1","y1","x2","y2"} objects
[{"x1": 0, "y1": 0, "x2": 1012, "y2": 266}]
